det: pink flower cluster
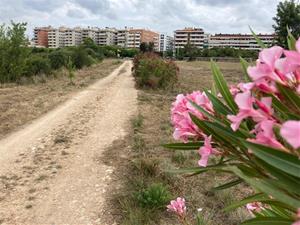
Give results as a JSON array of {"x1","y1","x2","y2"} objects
[
  {"x1": 246, "y1": 202, "x2": 264, "y2": 214},
  {"x1": 167, "y1": 197, "x2": 186, "y2": 218},
  {"x1": 226, "y1": 39, "x2": 300, "y2": 150},
  {"x1": 171, "y1": 91, "x2": 213, "y2": 142}
]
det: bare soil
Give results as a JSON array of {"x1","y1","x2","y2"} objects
[
  {"x1": 0, "y1": 61, "x2": 137, "y2": 224},
  {"x1": 0, "y1": 59, "x2": 121, "y2": 140}
]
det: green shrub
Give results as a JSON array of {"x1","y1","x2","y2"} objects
[
  {"x1": 135, "y1": 183, "x2": 171, "y2": 209},
  {"x1": 24, "y1": 55, "x2": 52, "y2": 76},
  {"x1": 132, "y1": 53, "x2": 178, "y2": 89},
  {"x1": 48, "y1": 50, "x2": 68, "y2": 70},
  {"x1": 71, "y1": 48, "x2": 94, "y2": 69}
]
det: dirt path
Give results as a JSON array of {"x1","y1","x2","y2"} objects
[{"x1": 0, "y1": 61, "x2": 137, "y2": 225}]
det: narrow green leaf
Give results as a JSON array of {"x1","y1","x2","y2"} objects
[
  {"x1": 239, "y1": 57, "x2": 252, "y2": 82},
  {"x1": 205, "y1": 90, "x2": 233, "y2": 115},
  {"x1": 277, "y1": 83, "x2": 300, "y2": 111},
  {"x1": 249, "y1": 26, "x2": 266, "y2": 49},
  {"x1": 230, "y1": 166, "x2": 300, "y2": 209},
  {"x1": 163, "y1": 142, "x2": 203, "y2": 150},
  {"x1": 213, "y1": 179, "x2": 243, "y2": 191},
  {"x1": 224, "y1": 193, "x2": 268, "y2": 212},
  {"x1": 241, "y1": 217, "x2": 292, "y2": 225},
  {"x1": 211, "y1": 60, "x2": 238, "y2": 113},
  {"x1": 243, "y1": 141, "x2": 300, "y2": 178},
  {"x1": 166, "y1": 164, "x2": 230, "y2": 175},
  {"x1": 287, "y1": 26, "x2": 297, "y2": 50}
]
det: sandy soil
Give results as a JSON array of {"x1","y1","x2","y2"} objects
[{"x1": 0, "y1": 61, "x2": 137, "y2": 225}]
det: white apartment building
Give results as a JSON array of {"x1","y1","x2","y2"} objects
[
  {"x1": 63, "y1": 27, "x2": 82, "y2": 47},
  {"x1": 116, "y1": 28, "x2": 130, "y2": 48},
  {"x1": 81, "y1": 27, "x2": 97, "y2": 43},
  {"x1": 174, "y1": 27, "x2": 205, "y2": 49},
  {"x1": 208, "y1": 34, "x2": 275, "y2": 50},
  {"x1": 48, "y1": 27, "x2": 61, "y2": 48},
  {"x1": 127, "y1": 31, "x2": 141, "y2": 48},
  {"x1": 159, "y1": 34, "x2": 174, "y2": 52},
  {"x1": 96, "y1": 28, "x2": 117, "y2": 46}
]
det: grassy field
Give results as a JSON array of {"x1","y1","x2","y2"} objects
[
  {"x1": 112, "y1": 60, "x2": 251, "y2": 225},
  {"x1": 0, "y1": 59, "x2": 121, "y2": 139}
]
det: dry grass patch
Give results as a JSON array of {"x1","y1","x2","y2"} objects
[
  {"x1": 0, "y1": 59, "x2": 122, "y2": 139},
  {"x1": 117, "y1": 60, "x2": 249, "y2": 225}
]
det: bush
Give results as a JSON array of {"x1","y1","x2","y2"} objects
[
  {"x1": 48, "y1": 50, "x2": 69, "y2": 70},
  {"x1": 165, "y1": 33, "x2": 300, "y2": 224},
  {"x1": 132, "y1": 53, "x2": 178, "y2": 89},
  {"x1": 24, "y1": 55, "x2": 52, "y2": 76},
  {"x1": 71, "y1": 47, "x2": 94, "y2": 69},
  {"x1": 135, "y1": 183, "x2": 171, "y2": 209}
]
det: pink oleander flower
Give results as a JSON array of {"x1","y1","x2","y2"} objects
[
  {"x1": 247, "y1": 46, "x2": 285, "y2": 84},
  {"x1": 171, "y1": 92, "x2": 214, "y2": 142},
  {"x1": 230, "y1": 85, "x2": 240, "y2": 97},
  {"x1": 249, "y1": 120, "x2": 283, "y2": 149},
  {"x1": 198, "y1": 135, "x2": 219, "y2": 167},
  {"x1": 281, "y1": 38, "x2": 300, "y2": 74},
  {"x1": 167, "y1": 197, "x2": 187, "y2": 218},
  {"x1": 292, "y1": 209, "x2": 300, "y2": 225},
  {"x1": 246, "y1": 202, "x2": 264, "y2": 214},
  {"x1": 227, "y1": 92, "x2": 273, "y2": 131},
  {"x1": 280, "y1": 121, "x2": 300, "y2": 149}
]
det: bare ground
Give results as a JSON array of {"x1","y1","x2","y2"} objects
[
  {"x1": 0, "y1": 61, "x2": 137, "y2": 225},
  {"x1": 0, "y1": 59, "x2": 121, "y2": 140}
]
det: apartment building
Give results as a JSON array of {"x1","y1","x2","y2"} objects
[
  {"x1": 159, "y1": 34, "x2": 174, "y2": 52},
  {"x1": 96, "y1": 28, "x2": 117, "y2": 46},
  {"x1": 82, "y1": 27, "x2": 97, "y2": 43},
  {"x1": 33, "y1": 26, "x2": 52, "y2": 47},
  {"x1": 48, "y1": 27, "x2": 61, "y2": 48},
  {"x1": 208, "y1": 34, "x2": 275, "y2": 50},
  {"x1": 174, "y1": 27, "x2": 205, "y2": 49}
]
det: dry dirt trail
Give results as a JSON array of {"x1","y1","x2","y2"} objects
[{"x1": 0, "y1": 61, "x2": 137, "y2": 225}]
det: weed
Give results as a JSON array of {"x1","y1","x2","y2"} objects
[
  {"x1": 131, "y1": 114, "x2": 144, "y2": 133},
  {"x1": 133, "y1": 158, "x2": 159, "y2": 177},
  {"x1": 132, "y1": 135, "x2": 146, "y2": 152},
  {"x1": 135, "y1": 183, "x2": 171, "y2": 209},
  {"x1": 171, "y1": 152, "x2": 187, "y2": 165}
]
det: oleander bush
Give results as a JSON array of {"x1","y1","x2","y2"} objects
[
  {"x1": 165, "y1": 32, "x2": 300, "y2": 225},
  {"x1": 132, "y1": 53, "x2": 179, "y2": 89}
]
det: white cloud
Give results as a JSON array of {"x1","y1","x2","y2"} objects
[{"x1": 0, "y1": 0, "x2": 281, "y2": 37}]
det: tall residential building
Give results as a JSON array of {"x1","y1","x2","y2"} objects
[
  {"x1": 159, "y1": 34, "x2": 174, "y2": 52},
  {"x1": 208, "y1": 34, "x2": 275, "y2": 50},
  {"x1": 116, "y1": 28, "x2": 130, "y2": 48},
  {"x1": 174, "y1": 27, "x2": 205, "y2": 49},
  {"x1": 128, "y1": 29, "x2": 159, "y2": 50},
  {"x1": 63, "y1": 27, "x2": 82, "y2": 47},
  {"x1": 48, "y1": 27, "x2": 61, "y2": 48},
  {"x1": 81, "y1": 27, "x2": 97, "y2": 43},
  {"x1": 33, "y1": 26, "x2": 52, "y2": 47},
  {"x1": 96, "y1": 28, "x2": 117, "y2": 46}
]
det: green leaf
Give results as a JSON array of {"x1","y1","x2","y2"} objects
[
  {"x1": 249, "y1": 26, "x2": 266, "y2": 49},
  {"x1": 277, "y1": 83, "x2": 300, "y2": 111},
  {"x1": 287, "y1": 26, "x2": 297, "y2": 50},
  {"x1": 213, "y1": 179, "x2": 243, "y2": 191},
  {"x1": 240, "y1": 57, "x2": 252, "y2": 82},
  {"x1": 163, "y1": 142, "x2": 203, "y2": 150},
  {"x1": 211, "y1": 60, "x2": 238, "y2": 113},
  {"x1": 224, "y1": 193, "x2": 268, "y2": 212},
  {"x1": 243, "y1": 141, "x2": 300, "y2": 178},
  {"x1": 230, "y1": 166, "x2": 300, "y2": 209},
  {"x1": 205, "y1": 90, "x2": 233, "y2": 115},
  {"x1": 166, "y1": 164, "x2": 230, "y2": 175},
  {"x1": 241, "y1": 217, "x2": 292, "y2": 225}
]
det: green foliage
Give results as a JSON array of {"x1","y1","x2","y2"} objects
[
  {"x1": 66, "y1": 56, "x2": 75, "y2": 84},
  {"x1": 273, "y1": 0, "x2": 300, "y2": 48},
  {"x1": 0, "y1": 21, "x2": 29, "y2": 82},
  {"x1": 140, "y1": 42, "x2": 155, "y2": 53},
  {"x1": 48, "y1": 50, "x2": 69, "y2": 70},
  {"x1": 165, "y1": 36, "x2": 300, "y2": 224},
  {"x1": 133, "y1": 53, "x2": 178, "y2": 89},
  {"x1": 71, "y1": 47, "x2": 94, "y2": 69},
  {"x1": 24, "y1": 55, "x2": 51, "y2": 76},
  {"x1": 135, "y1": 183, "x2": 171, "y2": 209}
]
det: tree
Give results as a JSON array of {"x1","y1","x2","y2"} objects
[
  {"x1": 0, "y1": 21, "x2": 29, "y2": 82},
  {"x1": 273, "y1": 0, "x2": 300, "y2": 48}
]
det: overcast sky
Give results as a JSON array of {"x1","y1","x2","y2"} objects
[{"x1": 0, "y1": 0, "x2": 282, "y2": 37}]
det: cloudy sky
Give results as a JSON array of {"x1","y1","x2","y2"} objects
[{"x1": 0, "y1": 0, "x2": 282, "y2": 37}]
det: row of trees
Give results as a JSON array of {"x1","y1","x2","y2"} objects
[{"x1": 0, "y1": 22, "x2": 140, "y2": 83}]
